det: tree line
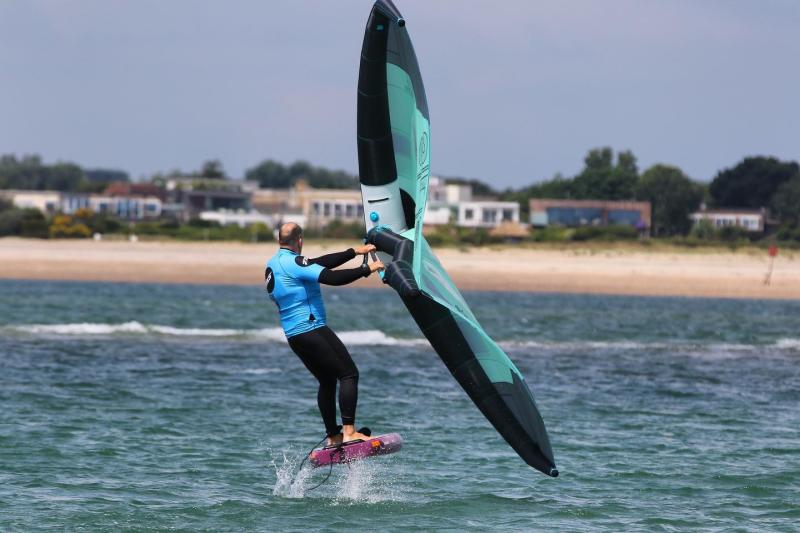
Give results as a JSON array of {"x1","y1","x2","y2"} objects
[
  {"x1": 2, "y1": 150, "x2": 799, "y2": 240},
  {"x1": 496, "y1": 148, "x2": 800, "y2": 237},
  {"x1": 0, "y1": 154, "x2": 360, "y2": 192},
  {"x1": 0, "y1": 154, "x2": 129, "y2": 193}
]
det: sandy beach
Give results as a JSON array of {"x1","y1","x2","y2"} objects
[{"x1": 0, "y1": 237, "x2": 798, "y2": 300}]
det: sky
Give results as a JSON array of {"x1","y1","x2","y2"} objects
[{"x1": 1, "y1": 0, "x2": 798, "y2": 188}]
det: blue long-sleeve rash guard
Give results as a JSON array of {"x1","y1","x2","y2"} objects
[{"x1": 265, "y1": 247, "x2": 370, "y2": 337}]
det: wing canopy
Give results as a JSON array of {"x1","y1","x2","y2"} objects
[{"x1": 357, "y1": 0, "x2": 557, "y2": 476}]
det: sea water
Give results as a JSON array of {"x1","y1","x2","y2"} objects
[{"x1": 1, "y1": 279, "x2": 798, "y2": 531}]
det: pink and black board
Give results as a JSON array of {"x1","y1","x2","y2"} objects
[{"x1": 309, "y1": 433, "x2": 403, "y2": 468}]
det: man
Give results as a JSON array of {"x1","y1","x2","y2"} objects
[{"x1": 265, "y1": 222, "x2": 384, "y2": 446}]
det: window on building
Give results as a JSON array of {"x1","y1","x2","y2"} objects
[
  {"x1": 312, "y1": 202, "x2": 321, "y2": 215},
  {"x1": 334, "y1": 204, "x2": 343, "y2": 217},
  {"x1": 357, "y1": 205, "x2": 364, "y2": 216},
  {"x1": 323, "y1": 203, "x2": 331, "y2": 217},
  {"x1": 608, "y1": 209, "x2": 642, "y2": 226},
  {"x1": 345, "y1": 204, "x2": 354, "y2": 218},
  {"x1": 482, "y1": 209, "x2": 497, "y2": 223},
  {"x1": 502, "y1": 209, "x2": 514, "y2": 221},
  {"x1": 465, "y1": 208, "x2": 474, "y2": 220}
]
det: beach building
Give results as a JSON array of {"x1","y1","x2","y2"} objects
[
  {"x1": 423, "y1": 176, "x2": 521, "y2": 228},
  {"x1": 252, "y1": 180, "x2": 363, "y2": 229},
  {"x1": 248, "y1": 176, "x2": 521, "y2": 231},
  {"x1": 199, "y1": 209, "x2": 276, "y2": 228},
  {"x1": 163, "y1": 178, "x2": 256, "y2": 221},
  {"x1": 529, "y1": 199, "x2": 651, "y2": 230},
  {"x1": 0, "y1": 190, "x2": 61, "y2": 215},
  {"x1": 1, "y1": 189, "x2": 162, "y2": 220},
  {"x1": 61, "y1": 193, "x2": 162, "y2": 219},
  {"x1": 455, "y1": 201, "x2": 520, "y2": 228},
  {"x1": 689, "y1": 207, "x2": 765, "y2": 233}
]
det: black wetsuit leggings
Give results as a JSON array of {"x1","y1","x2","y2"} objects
[{"x1": 287, "y1": 326, "x2": 359, "y2": 437}]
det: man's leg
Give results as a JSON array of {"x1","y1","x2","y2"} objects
[
  {"x1": 317, "y1": 377, "x2": 339, "y2": 437},
  {"x1": 316, "y1": 327, "x2": 368, "y2": 442},
  {"x1": 288, "y1": 329, "x2": 341, "y2": 440}
]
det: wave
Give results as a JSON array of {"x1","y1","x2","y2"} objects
[
  {"x1": 3, "y1": 322, "x2": 799, "y2": 353},
  {"x1": 776, "y1": 338, "x2": 800, "y2": 350},
  {"x1": 1, "y1": 322, "x2": 425, "y2": 346},
  {"x1": 506, "y1": 339, "x2": 800, "y2": 356}
]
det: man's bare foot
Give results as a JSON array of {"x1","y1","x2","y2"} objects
[
  {"x1": 327, "y1": 434, "x2": 343, "y2": 446},
  {"x1": 342, "y1": 431, "x2": 370, "y2": 443}
]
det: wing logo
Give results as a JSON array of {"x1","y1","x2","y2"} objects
[{"x1": 418, "y1": 132, "x2": 428, "y2": 166}]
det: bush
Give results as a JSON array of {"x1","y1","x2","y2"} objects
[
  {"x1": 776, "y1": 224, "x2": 800, "y2": 242},
  {"x1": 20, "y1": 216, "x2": 49, "y2": 238},
  {"x1": 690, "y1": 219, "x2": 716, "y2": 240},
  {"x1": 531, "y1": 226, "x2": 572, "y2": 242},
  {"x1": 304, "y1": 220, "x2": 364, "y2": 240},
  {"x1": 424, "y1": 224, "x2": 458, "y2": 247},
  {"x1": 131, "y1": 221, "x2": 165, "y2": 236},
  {"x1": 718, "y1": 225, "x2": 754, "y2": 243},
  {"x1": 187, "y1": 218, "x2": 221, "y2": 228},
  {"x1": 324, "y1": 220, "x2": 364, "y2": 239},
  {"x1": 571, "y1": 224, "x2": 638, "y2": 241},
  {"x1": 457, "y1": 227, "x2": 498, "y2": 246},
  {"x1": 0, "y1": 208, "x2": 25, "y2": 236},
  {"x1": 49, "y1": 214, "x2": 92, "y2": 238},
  {"x1": 0, "y1": 208, "x2": 48, "y2": 238},
  {"x1": 90, "y1": 215, "x2": 123, "y2": 234}
]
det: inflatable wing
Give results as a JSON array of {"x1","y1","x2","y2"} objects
[{"x1": 357, "y1": 0, "x2": 558, "y2": 477}]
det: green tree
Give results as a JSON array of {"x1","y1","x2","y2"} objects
[
  {"x1": 85, "y1": 168, "x2": 129, "y2": 184},
  {"x1": 47, "y1": 163, "x2": 85, "y2": 191},
  {"x1": 572, "y1": 147, "x2": 639, "y2": 200},
  {"x1": 199, "y1": 160, "x2": 226, "y2": 179},
  {"x1": 247, "y1": 159, "x2": 292, "y2": 188},
  {"x1": 245, "y1": 159, "x2": 357, "y2": 189},
  {"x1": 636, "y1": 164, "x2": 703, "y2": 236},
  {"x1": 0, "y1": 153, "x2": 89, "y2": 191},
  {"x1": 441, "y1": 176, "x2": 497, "y2": 197},
  {"x1": 709, "y1": 156, "x2": 799, "y2": 208},
  {"x1": 500, "y1": 174, "x2": 575, "y2": 217},
  {"x1": 771, "y1": 175, "x2": 800, "y2": 225}
]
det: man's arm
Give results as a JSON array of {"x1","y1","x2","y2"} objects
[
  {"x1": 318, "y1": 264, "x2": 371, "y2": 286},
  {"x1": 308, "y1": 248, "x2": 356, "y2": 269},
  {"x1": 308, "y1": 244, "x2": 376, "y2": 269},
  {"x1": 317, "y1": 259, "x2": 385, "y2": 286}
]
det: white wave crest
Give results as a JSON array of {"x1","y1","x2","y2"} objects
[
  {"x1": 11, "y1": 321, "x2": 149, "y2": 335},
  {"x1": 336, "y1": 329, "x2": 427, "y2": 347},
  {"x1": 499, "y1": 339, "x2": 668, "y2": 351},
  {"x1": 500, "y1": 339, "x2": 800, "y2": 356},
  {"x1": 2, "y1": 322, "x2": 423, "y2": 346},
  {"x1": 5, "y1": 322, "x2": 799, "y2": 353},
  {"x1": 775, "y1": 338, "x2": 800, "y2": 350}
]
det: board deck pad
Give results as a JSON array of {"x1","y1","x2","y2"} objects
[{"x1": 309, "y1": 433, "x2": 403, "y2": 468}]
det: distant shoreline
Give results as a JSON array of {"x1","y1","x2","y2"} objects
[{"x1": 1, "y1": 237, "x2": 798, "y2": 300}]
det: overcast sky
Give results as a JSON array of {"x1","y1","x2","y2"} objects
[{"x1": 1, "y1": 0, "x2": 798, "y2": 187}]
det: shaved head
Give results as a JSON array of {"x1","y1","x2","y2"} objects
[{"x1": 278, "y1": 222, "x2": 303, "y2": 248}]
